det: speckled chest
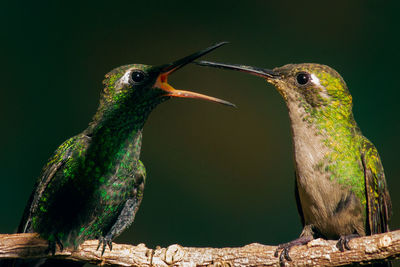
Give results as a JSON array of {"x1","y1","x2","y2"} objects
[{"x1": 286, "y1": 100, "x2": 365, "y2": 237}]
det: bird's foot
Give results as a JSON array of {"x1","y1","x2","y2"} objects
[
  {"x1": 274, "y1": 236, "x2": 313, "y2": 266},
  {"x1": 97, "y1": 235, "x2": 113, "y2": 256},
  {"x1": 46, "y1": 235, "x2": 64, "y2": 255},
  {"x1": 336, "y1": 234, "x2": 359, "y2": 252}
]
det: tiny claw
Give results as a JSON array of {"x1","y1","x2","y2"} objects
[
  {"x1": 283, "y1": 248, "x2": 292, "y2": 261},
  {"x1": 279, "y1": 247, "x2": 292, "y2": 266},
  {"x1": 101, "y1": 244, "x2": 106, "y2": 256},
  {"x1": 276, "y1": 246, "x2": 291, "y2": 266},
  {"x1": 336, "y1": 237, "x2": 346, "y2": 252},
  {"x1": 46, "y1": 241, "x2": 57, "y2": 255},
  {"x1": 274, "y1": 248, "x2": 279, "y2": 258},
  {"x1": 336, "y1": 234, "x2": 359, "y2": 252},
  {"x1": 344, "y1": 240, "x2": 351, "y2": 250},
  {"x1": 274, "y1": 236, "x2": 313, "y2": 266},
  {"x1": 55, "y1": 235, "x2": 64, "y2": 252},
  {"x1": 274, "y1": 243, "x2": 284, "y2": 257},
  {"x1": 97, "y1": 236, "x2": 113, "y2": 256},
  {"x1": 45, "y1": 234, "x2": 64, "y2": 255}
]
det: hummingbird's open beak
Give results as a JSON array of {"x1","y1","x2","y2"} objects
[
  {"x1": 154, "y1": 42, "x2": 236, "y2": 107},
  {"x1": 195, "y1": 61, "x2": 280, "y2": 79}
]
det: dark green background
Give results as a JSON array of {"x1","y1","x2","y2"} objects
[{"x1": 1, "y1": 0, "x2": 399, "y2": 263}]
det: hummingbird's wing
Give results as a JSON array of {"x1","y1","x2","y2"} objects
[
  {"x1": 17, "y1": 135, "x2": 89, "y2": 233},
  {"x1": 361, "y1": 137, "x2": 392, "y2": 235}
]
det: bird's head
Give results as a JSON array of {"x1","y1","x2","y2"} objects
[
  {"x1": 196, "y1": 61, "x2": 352, "y2": 113},
  {"x1": 97, "y1": 43, "x2": 234, "y2": 122}
]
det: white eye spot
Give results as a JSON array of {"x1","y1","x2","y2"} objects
[
  {"x1": 311, "y1": 73, "x2": 329, "y2": 99},
  {"x1": 119, "y1": 70, "x2": 132, "y2": 86},
  {"x1": 115, "y1": 69, "x2": 134, "y2": 90},
  {"x1": 310, "y1": 73, "x2": 321, "y2": 87}
]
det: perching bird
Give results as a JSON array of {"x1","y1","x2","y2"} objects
[
  {"x1": 10, "y1": 43, "x2": 234, "y2": 266},
  {"x1": 196, "y1": 61, "x2": 392, "y2": 265}
]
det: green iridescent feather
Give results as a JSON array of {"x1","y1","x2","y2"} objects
[
  {"x1": 16, "y1": 43, "x2": 233, "y2": 257},
  {"x1": 195, "y1": 60, "x2": 392, "y2": 241}
]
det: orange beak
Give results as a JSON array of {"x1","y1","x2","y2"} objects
[{"x1": 154, "y1": 42, "x2": 236, "y2": 107}]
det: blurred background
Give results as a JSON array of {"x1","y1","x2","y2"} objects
[{"x1": 1, "y1": 0, "x2": 399, "y2": 265}]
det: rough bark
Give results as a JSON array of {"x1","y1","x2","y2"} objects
[{"x1": 0, "y1": 231, "x2": 398, "y2": 266}]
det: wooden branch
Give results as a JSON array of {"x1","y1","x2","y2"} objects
[{"x1": 0, "y1": 231, "x2": 398, "y2": 266}]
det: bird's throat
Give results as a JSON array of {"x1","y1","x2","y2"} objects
[
  {"x1": 285, "y1": 98, "x2": 366, "y2": 205},
  {"x1": 83, "y1": 104, "x2": 151, "y2": 169}
]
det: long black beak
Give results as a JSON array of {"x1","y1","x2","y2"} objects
[
  {"x1": 161, "y1": 42, "x2": 228, "y2": 75},
  {"x1": 154, "y1": 42, "x2": 236, "y2": 107},
  {"x1": 195, "y1": 60, "x2": 280, "y2": 79}
]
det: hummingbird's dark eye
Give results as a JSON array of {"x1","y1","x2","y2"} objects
[
  {"x1": 130, "y1": 70, "x2": 146, "y2": 83},
  {"x1": 296, "y1": 73, "x2": 310, "y2": 85}
]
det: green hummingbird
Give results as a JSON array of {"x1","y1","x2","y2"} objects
[
  {"x1": 15, "y1": 43, "x2": 235, "y2": 258},
  {"x1": 196, "y1": 61, "x2": 392, "y2": 264}
]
